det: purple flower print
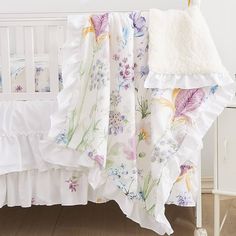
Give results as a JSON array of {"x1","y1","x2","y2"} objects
[
  {"x1": 109, "y1": 111, "x2": 127, "y2": 135},
  {"x1": 90, "y1": 59, "x2": 106, "y2": 90},
  {"x1": 35, "y1": 66, "x2": 43, "y2": 75},
  {"x1": 140, "y1": 65, "x2": 149, "y2": 78},
  {"x1": 176, "y1": 194, "x2": 191, "y2": 206},
  {"x1": 91, "y1": 13, "x2": 109, "y2": 40},
  {"x1": 15, "y1": 85, "x2": 23, "y2": 92},
  {"x1": 66, "y1": 176, "x2": 79, "y2": 192},
  {"x1": 129, "y1": 12, "x2": 147, "y2": 37},
  {"x1": 180, "y1": 164, "x2": 193, "y2": 176},
  {"x1": 118, "y1": 57, "x2": 134, "y2": 90},
  {"x1": 88, "y1": 151, "x2": 94, "y2": 158},
  {"x1": 110, "y1": 90, "x2": 121, "y2": 107}
]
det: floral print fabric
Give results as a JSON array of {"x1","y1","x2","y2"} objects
[{"x1": 42, "y1": 12, "x2": 234, "y2": 235}]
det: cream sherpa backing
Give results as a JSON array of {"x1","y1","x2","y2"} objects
[{"x1": 148, "y1": 6, "x2": 226, "y2": 75}]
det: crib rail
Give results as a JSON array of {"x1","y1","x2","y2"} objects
[{"x1": 0, "y1": 16, "x2": 66, "y2": 100}]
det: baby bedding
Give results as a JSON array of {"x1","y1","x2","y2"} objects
[
  {"x1": 0, "y1": 11, "x2": 199, "y2": 218},
  {"x1": 40, "y1": 6, "x2": 235, "y2": 235},
  {"x1": 0, "y1": 58, "x2": 62, "y2": 93},
  {"x1": 0, "y1": 101, "x2": 198, "y2": 208}
]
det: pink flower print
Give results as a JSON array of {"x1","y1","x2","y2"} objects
[
  {"x1": 66, "y1": 176, "x2": 79, "y2": 192},
  {"x1": 123, "y1": 137, "x2": 137, "y2": 160},
  {"x1": 91, "y1": 13, "x2": 109, "y2": 40},
  {"x1": 118, "y1": 57, "x2": 134, "y2": 89},
  {"x1": 94, "y1": 155, "x2": 104, "y2": 168},
  {"x1": 88, "y1": 151, "x2": 104, "y2": 168}
]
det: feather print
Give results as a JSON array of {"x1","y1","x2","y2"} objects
[
  {"x1": 122, "y1": 27, "x2": 129, "y2": 46},
  {"x1": 174, "y1": 89, "x2": 205, "y2": 118},
  {"x1": 155, "y1": 98, "x2": 175, "y2": 110},
  {"x1": 172, "y1": 88, "x2": 180, "y2": 100},
  {"x1": 91, "y1": 13, "x2": 109, "y2": 39}
]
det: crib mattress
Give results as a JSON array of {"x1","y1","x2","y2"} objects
[{"x1": 0, "y1": 100, "x2": 198, "y2": 208}]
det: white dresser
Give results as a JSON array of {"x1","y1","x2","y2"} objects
[{"x1": 213, "y1": 97, "x2": 236, "y2": 236}]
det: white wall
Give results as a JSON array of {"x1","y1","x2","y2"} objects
[
  {"x1": 0, "y1": 0, "x2": 235, "y2": 178},
  {"x1": 0, "y1": 0, "x2": 186, "y2": 13},
  {"x1": 201, "y1": 0, "x2": 236, "y2": 178}
]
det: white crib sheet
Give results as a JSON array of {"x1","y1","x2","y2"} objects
[{"x1": 0, "y1": 100, "x2": 198, "y2": 208}]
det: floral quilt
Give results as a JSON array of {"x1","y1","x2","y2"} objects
[{"x1": 40, "y1": 11, "x2": 234, "y2": 235}]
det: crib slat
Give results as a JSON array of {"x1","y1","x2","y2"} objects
[
  {"x1": 44, "y1": 26, "x2": 49, "y2": 54},
  {"x1": 0, "y1": 27, "x2": 11, "y2": 93},
  {"x1": 9, "y1": 27, "x2": 16, "y2": 55},
  {"x1": 57, "y1": 25, "x2": 64, "y2": 65},
  {"x1": 24, "y1": 26, "x2": 35, "y2": 93},
  {"x1": 35, "y1": 26, "x2": 45, "y2": 54},
  {"x1": 15, "y1": 26, "x2": 24, "y2": 55},
  {"x1": 49, "y1": 25, "x2": 59, "y2": 94}
]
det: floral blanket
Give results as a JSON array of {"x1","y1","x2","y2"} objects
[{"x1": 41, "y1": 10, "x2": 234, "y2": 235}]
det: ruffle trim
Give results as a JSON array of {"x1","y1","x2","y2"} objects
[
  {"x1": 0, "y1": 133, "x2": 50, "y2": 175},
  {"x1": 144, "y1": 71, "x2": 234, "y2": 89},
  {"x1": 151, "y1": 82, "x2": 235, "y2": 232},
  {"x1": 0, "y1": 100, "x2": 56, "y2": 175}
]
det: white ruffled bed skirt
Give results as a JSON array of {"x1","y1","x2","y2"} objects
[
  {"x1": 0, "y1": 100, "x2": 198, "y2": 211},
  {"x1": 0, "y1": 166, "x2": 199, "y2": 207}
]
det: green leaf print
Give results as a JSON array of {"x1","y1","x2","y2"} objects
[
  {"x1": 141, "y1": 172, "x2": 159, "y2": 201},
  {"x1": 137, "y1": 96, "x2": 151, "y2": 119}
]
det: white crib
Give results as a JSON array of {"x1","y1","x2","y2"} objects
[
  {"x1": 0, "y1": 9, "x2": 207, "y2": 236},
  {"x1": 0, "y1": 14, "x2": 66, "y2": 100}
]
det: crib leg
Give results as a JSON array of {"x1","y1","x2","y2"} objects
[
  {"x1": 194, "y1": 184, "x2": 208, "y2": 236},
  {"x1": 194, "y1": 151, "x2": 208, "y2": 236},
  {"x1": 196, "y1": 186, "x2": 202, "y2": 228},
  {"x1": 214, "y1": 194, "x2": 220, "y2": 236}
]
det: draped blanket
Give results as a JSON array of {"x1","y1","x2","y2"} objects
[{"x1": 41, "y1": 7, "x2": 235, "y2": 235}]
